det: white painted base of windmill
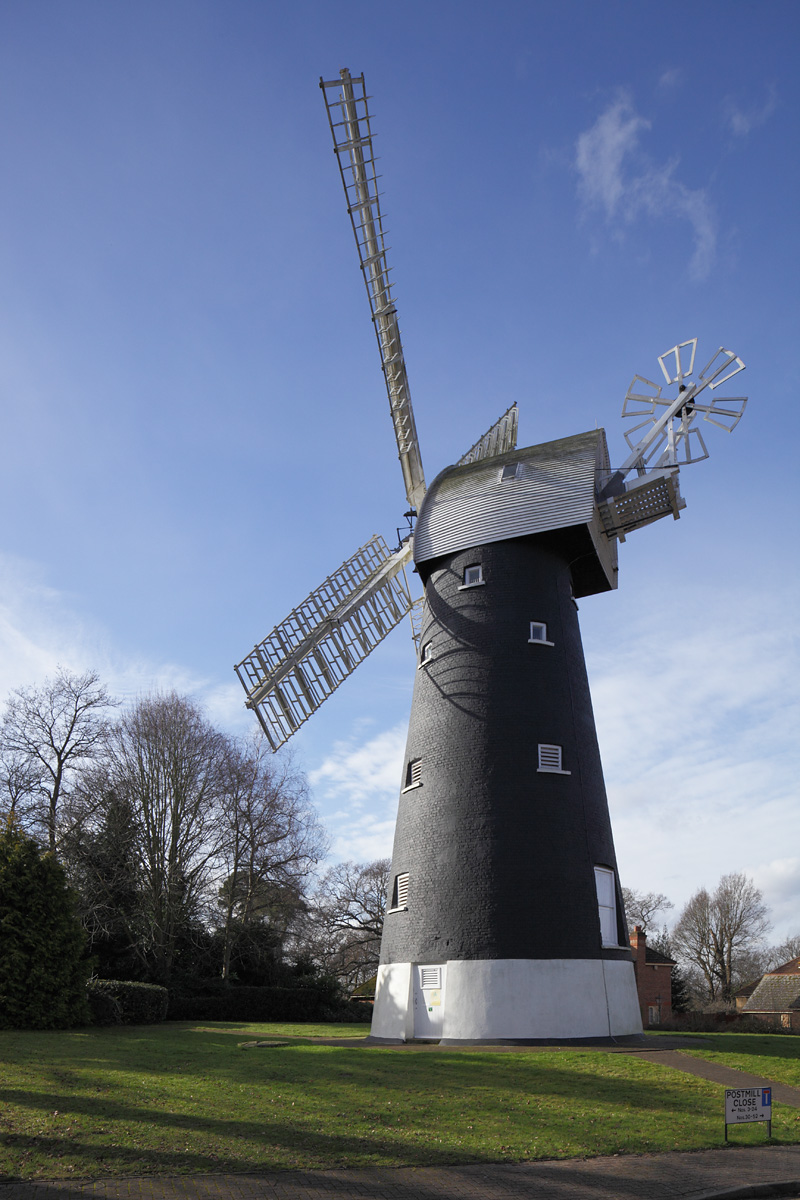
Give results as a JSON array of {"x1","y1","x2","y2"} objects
[{"x1": 369, "y1": 959, "x2": 643, "y2": 1043}]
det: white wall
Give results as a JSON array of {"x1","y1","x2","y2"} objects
[{"x1": 372, "y1": 958, "x2": 642, "y2": 1041}]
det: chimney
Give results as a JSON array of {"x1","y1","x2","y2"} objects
[{"x1": 629, "y1": 924, "x2": 647, "y2": 980}]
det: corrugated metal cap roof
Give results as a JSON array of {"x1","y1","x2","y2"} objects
[{"x1": 413, "y1": 430, "x2": 610, "y2": 566}]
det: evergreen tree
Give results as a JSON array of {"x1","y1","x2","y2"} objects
[{"x1": 0, "y1": 821, "x2": 89, "y2": 1028}]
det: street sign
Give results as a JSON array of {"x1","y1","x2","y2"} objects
[{"x1": 724, "y1": 1088, "x2": 772, "y2": 1141}]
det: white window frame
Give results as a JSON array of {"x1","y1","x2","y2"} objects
[
  {"x1": 402, "y1": 758, "x2": 423, "y2": 792},
  {"x1": 537, "y1": 744, "x2": 571, "y2": 775},
  {"x1": 459, "y1": 564, "x2": 484, "y2": 589},
  {"x1": 389, "y1": 872, "x2": 409, "y2": 912},
  {"x1": 418, "y1": 641, "x2": 434, "y2": 668},
  {"x1": 500, "y1": 462, "x2": 521, "y2": 481},
  {"x1": 528, "y1": 621, "x2": 554, "y2": 646},
  {"x1": 594, "y1": 865, "x2": 619, "y2": 948}
]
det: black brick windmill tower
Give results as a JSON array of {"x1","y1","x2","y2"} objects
[{"x1": 235, "y1": 70, "x2": 748, "y2": 1042}]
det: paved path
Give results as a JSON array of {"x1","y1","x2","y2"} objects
[
  {"x1": 2, "y1": 1147, "x2": 800, "y2": 1200},
  {"x1": 626, "y1": 1049, "x2": 800, "y2": 1110},
  {"x1": 4, "y1": 1041, "x2": 800, "y2": 1200}
]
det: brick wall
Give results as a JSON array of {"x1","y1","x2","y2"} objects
[{"x1": 630, "y1": 926, "x2": 673, "y2": 1025}]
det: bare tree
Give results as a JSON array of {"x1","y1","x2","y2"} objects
[
  {"x1": 304, "y1": 859, "x2": 389, "y2": 989},
  {"x1": 671, "y1": 873, "x2": 771, "y2": 1004},
  {"x1": 766, "y1": 934, "x2": 800, "y2": 970},
  {"x1": 0, "y1": 751, "x2": 40, "y2": 826},
  {"x1": 59, "y1": 775, "x2": 143, "y2": 977},
  {"x1": 0, "y1": 669, "x2": 117, "y2": 852},
  {"x1": 216, "y1": 737, "x2": 326, "y2": 980},
  {"x1": 102, "y1": 692, "x2": 224, "y2": 982},
  {"x1": 622, "y1": 888, "x2": 674, "y2": 933}
]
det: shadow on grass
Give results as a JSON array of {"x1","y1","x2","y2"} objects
[
  {"x1": 1, "y1": 1084, "x2": 504, "y2": 1175},
  {"x1": 6, "y1": 1030, "x2": 788, "y2": 1184},
  {"x1": 1, "y1": 1054, "x2": 721, "y2": 1167}
]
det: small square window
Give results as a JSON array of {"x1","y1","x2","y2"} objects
[
  {"x1": 528, "y1": 622, "x2": 553, "y2": 645},
  {"x1": 537, "y1": 744, "x2": 571, "y2": 774},
  {"x1": 419, "y1": 641, "x2": 433, "y2": 666},
  {"x1": 501, "y1": 462, "x2": 520, "y2": 481},
  {"x1": 402, "y1": 759, "x2": 422, "y2": 791},
  {"x1": 461, "y1": 564, "x2": 483, "y2": 588},
  {"x1": 392, "y1": 872, "x2": 409, "y2": 908}
]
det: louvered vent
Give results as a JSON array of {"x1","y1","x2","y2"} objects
[
  {"x1": 420, "y1": 966, "x2": 441, "y2": 989},
  {"x1": 405, "y1": 759, "x2": 422, "y2": 788},
  {"x1": 394, "y1": 873, "x2": 409, "y2": 907},
  {"x1": 538, "y1": 744, "x2": 564, "y2": 772}
]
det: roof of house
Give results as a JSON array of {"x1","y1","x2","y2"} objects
[
  {"x1": 742, "y1": 969, "x2": 800, "y2": 1014},
  {"x1": 735, "y1": 978, "x2": 761, "y2": 1001},
  {"x1": 767, "y1": 956, "x2": 800, "y2": 975},
  {"x1": 645, "y1": 947, "x2": 676, "y2": 966},
  {"x1": 351, "y1": 975, "x2": 377, "y2": 999}
]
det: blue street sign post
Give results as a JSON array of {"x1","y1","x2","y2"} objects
[{"x1": 724, "y1": 1087, "x2": 772, "y2": 1141}]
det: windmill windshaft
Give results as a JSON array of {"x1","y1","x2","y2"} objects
[
  {"x1": 235, "y1": 536, "x2": 413, "y2": 750},
  {"x1": 320, "y1": 69, "x2": 426, "y2": 512}
]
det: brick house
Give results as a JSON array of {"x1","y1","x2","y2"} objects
[
  {"x1": 629, "y1": 925, "x2": 675, "y2": 1026},
  {"x1": 741, "y1": 957, "x2": 800, "y2": 1030}
]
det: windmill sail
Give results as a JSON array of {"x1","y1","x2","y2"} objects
[
  {"x1": 235, "y1": 536, "x2": 413, "y2": 750},
  {"x1": 458, "y1": 405, "x2": 519, "y2": 466},
  {"x1": 320, "y1": 69, "x2": 426, "y2": 512}
]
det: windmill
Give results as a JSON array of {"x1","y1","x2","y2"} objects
[{"x1": 235, "y1": 70, "x2": 747, "y2": 1043}]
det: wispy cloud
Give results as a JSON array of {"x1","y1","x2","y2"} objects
[
  {"x1": 308, "y1": 723, "x2": 406, "y2": 860},
  {"x1": 309, "y1": 723, "x2": 406, "y2": 805},
  {"x1": 724, "y1": 85, "x2": 778, "y2": 137},
  {"x1": 575, "y1": 91, "x2": 717, "y2": 280},
  {"x1": 752, "y1": 858, "x2": 800, "y2": 939},
  {"x1": 0, "y1": 552, "x2": 251, "y2": 730},
  {"x1": 576, "y1": 94, "x2": 651, "y2": 220},
  {"x1": 658, "y1": 68, "x2": 683, "y2": 90},
  {"x1": 587, "y1": 578, "x2": 800, "y2": 936}
]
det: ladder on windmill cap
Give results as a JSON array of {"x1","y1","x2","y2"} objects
[{"x1": 458, "y1": 405, "x2": 519, "y2": 466}]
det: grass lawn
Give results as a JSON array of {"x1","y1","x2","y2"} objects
[{"x1": 1, "y1": 1023, "x2": 799, "y2": 1180}]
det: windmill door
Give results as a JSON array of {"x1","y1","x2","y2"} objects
[{"x1": 413, "y1": 964, "x2": 447, "y2": 1038}]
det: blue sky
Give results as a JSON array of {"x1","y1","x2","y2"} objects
[{"x1": 1, "y1": 1, "x2": 798, "y2": 938}]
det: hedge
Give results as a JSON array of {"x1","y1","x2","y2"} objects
[
  {"x1": 167, "y1": 984, "x2": 365, "y2": 1023},
  {"x1": 87, "y1": 979, "x2": 169, "y2": 1025}
]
